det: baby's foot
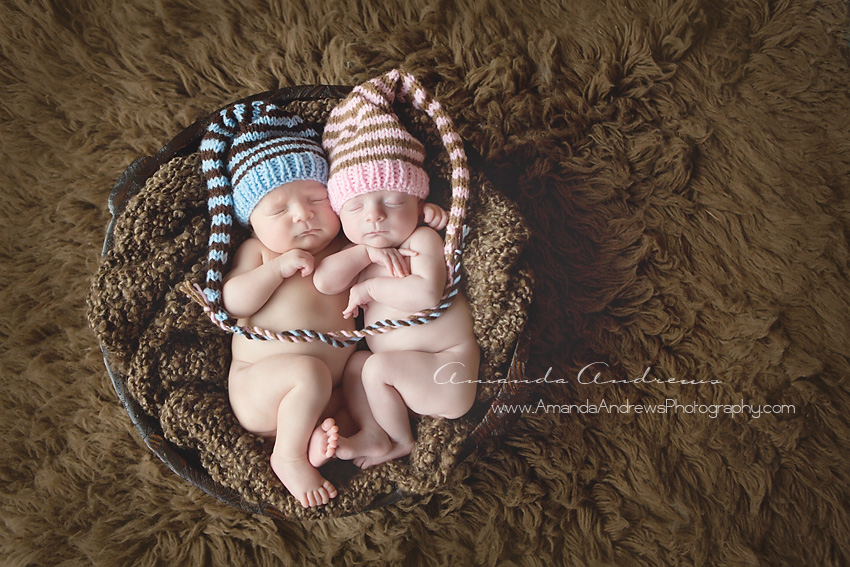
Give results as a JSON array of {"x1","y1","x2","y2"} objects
[
  {"x1": 270, "y1": 454, "x2": 337, "y2": 508},
  {"x1": 335, "y1": 427, "x2": 392, "y2": 462},
  {"x1": 308, "y1": 418, "x2": 339, "y2": 467},
  {"x1": 352, "y1": 439, "x2": 415, "y2": 469}
]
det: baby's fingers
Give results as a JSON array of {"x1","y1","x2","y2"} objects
[
  {"x1": 379, "y1": 256, "x2": 400, "y2": 278},
  {"x1": 396, "y1": 249, "x2": 419, "y2": 277},
  {"x1": 390, "y1": 254, "x2": 409, "y2": 278},
  {"x1": 434, "y1": 212, "x2": 449, "y2": 231},
  {"x1": 342, "y1": 300, "x2": 359, "y2": 319},
  {"x1": 302, "y1": 255, "x2": 315, "y2": 276}
]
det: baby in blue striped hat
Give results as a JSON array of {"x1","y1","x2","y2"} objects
[
  {"x1": 200, "y1": 100, "x2": 449, "y2": 508},
  {"x1": 200, "y1": 101, "x2": 354, "y2": 508}
]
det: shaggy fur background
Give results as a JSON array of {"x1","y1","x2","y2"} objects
[{"x1": 2, "y1": 0, "x2": 849, "y2": 565}]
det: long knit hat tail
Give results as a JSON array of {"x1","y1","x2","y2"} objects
[
  {"x1": 187, "y1": 72, "x2": 469, "y2": 341},
  {"x1": 324, "y1": 69, "x2": 469, "y2": 276},
  {"x1": 198, "y1": 101, "x2": 327, "y2": 327}
]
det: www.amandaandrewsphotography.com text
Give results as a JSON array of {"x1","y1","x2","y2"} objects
[{"x1": 433, "y1": 361, "x2": 797, "y2": 419}]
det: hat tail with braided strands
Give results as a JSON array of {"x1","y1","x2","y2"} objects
[
  {"x1": 338, "y1": 69, "x2": 469, "y2": 282},
  {"x1": 196, "y1": 101, "x2": 327, "y2": 332},
  {"x1": 184, "y1": 69, "x2": 470, "y2": 345}
]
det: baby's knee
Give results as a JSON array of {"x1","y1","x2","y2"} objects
[
  {"x1": 287, "y1": 354, "x2": 326, "y2": 373},
  {"x1": 360, "y1": 353, "x2": 394, "y2": 388},
  {"x1": 294, "y1": 357, "x2": 334, "y2": 393}
]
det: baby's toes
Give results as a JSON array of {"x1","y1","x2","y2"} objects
[
  {"x1": 324, "y1": 480, "x2": 338, "y2": 499},
  {"x1": 321, "y1": 417, "x2": 336, "y2": 432}
]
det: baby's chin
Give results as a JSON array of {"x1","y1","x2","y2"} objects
[
  {"x1": 301, "y1": 234, "x2": 337, "y2": 253},
  {"x1": 355, "y1": 233, "x2": 405, "y2": 249},
  {"x1": 263, "y1": 232, "x2": 334, "y2": 255}
]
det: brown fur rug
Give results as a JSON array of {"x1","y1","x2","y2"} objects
[{"x1": 2, "y1": 0, "x2": 849, "y2": 565}]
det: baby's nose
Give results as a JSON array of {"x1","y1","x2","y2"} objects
[
  {"x1": 292, "y1": 203, "x2": 313, "y2": 221},
  {"x1": 365, "y1": 205, "x2": 385, "y2": 222}
]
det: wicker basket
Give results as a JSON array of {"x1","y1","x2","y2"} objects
[{"x1": 89, "y1": 84, "x2": 534, "y2": 520}]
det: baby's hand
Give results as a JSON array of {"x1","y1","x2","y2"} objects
[
  {"x1": 343, "y1": 281, "x2": 373, "y2": 319},
  {"x1": 422, "y1": 203, "x2": 449, "y2": 231},
  {"x1": 364, "y1": 246, "x2": 417, "y2": 278},
  {"x1": 278, "y1": 249, "x2": 314, "y2": 279}
]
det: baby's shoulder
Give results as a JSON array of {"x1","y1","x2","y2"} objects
[
  {"x1": 232, "y1": 236, "x2": 278, "y2": 267},
  {"x1": 235, "y1": 236, "x2": 265, "y2": 256},
  {"x1": 407, "y1": 225, "x2": 443, "y2": 252}
]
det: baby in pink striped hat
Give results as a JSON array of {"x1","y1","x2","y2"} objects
[{"x1": 314, "y1": 71, "x2": 480, "y2": 468}]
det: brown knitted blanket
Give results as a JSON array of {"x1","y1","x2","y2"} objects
[
  {"x1": 87, "y1": 92, "x2": 534, "y2": 519},
  {"x1": 2, "y1": 0, "x2": 849, "y2": 564}
]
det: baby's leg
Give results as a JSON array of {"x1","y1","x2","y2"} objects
[
  {"x1": 229, "y1": 355, "x2": 337, "y2": 507},
  {"x1": 306, "y1": 385, "x2": 349, "y2": 468},
  {"x1": 334, "y1": 351, "x2": 392, "y2": 466},
  {"x1": 357, "y1": 347, "x2": 479, "y2": 467}
]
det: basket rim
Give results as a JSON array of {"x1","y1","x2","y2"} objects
[{"x1": 97, "y1": 82, "x2": 533, "y2": 520}]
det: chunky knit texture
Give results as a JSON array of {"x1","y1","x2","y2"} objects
[
  {"x1": 3, "y1": 0, "x2": 848, "y2": 563},
  {"x1": 184, "y1": 70, "x2": 474, "y2": 345}
]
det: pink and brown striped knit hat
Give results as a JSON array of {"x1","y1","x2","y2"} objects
[{"x1": 322, "y1": 70, "x2": 431, "y2": 213}]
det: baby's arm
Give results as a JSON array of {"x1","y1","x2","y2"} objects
[
  {"x1": 222, "y1": 238, "x2": 313, "y2": 318},
  {"x1": 314, "y1": 245, "x2": 416, "y2": 295},
  {"x1": 344, "y1": 227, "x2": 446, "y2": 318}
]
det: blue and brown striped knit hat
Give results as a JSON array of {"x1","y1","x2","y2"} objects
[{"x1": 198, "y1": 101, "x2": 328, "y2": 324}]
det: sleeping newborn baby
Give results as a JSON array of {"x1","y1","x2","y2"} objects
[
  {"x1": 314, "y1": 73, "x2": 480, "y2": 468},
  {"x1": 201, "y1": 102, "x2": 353, "y2": 508}
]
